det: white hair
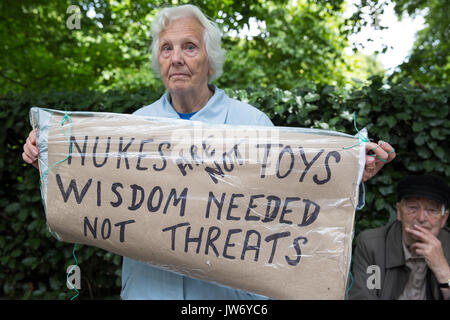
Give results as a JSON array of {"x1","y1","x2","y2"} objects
[{"x1": 150, "y1": 4, "x2": 225, "y2": 82}]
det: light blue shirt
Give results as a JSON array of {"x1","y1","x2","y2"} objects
[
  {"x1": 121, "y1": 86, "x2": 273, "y2": 300},
  {"x1": 133, "y1": 85, "x2": 273, "y2": 126}
]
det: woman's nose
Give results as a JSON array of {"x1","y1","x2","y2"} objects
[{"x1": 171, "y1": 47, "x2": 184, "y2": 66}]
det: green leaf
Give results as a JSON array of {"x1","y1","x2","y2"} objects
[
  {"x1": 321, "y1": 86, "x2": 335, "y2": 95},
  {"x1": 423, "y1": 160, "x2": 435, "y2": 171},
  {"x1": 303, "y1": 92, "x2": 320, "y2": 103},
  {"x1": 5, "y1": 202, "x2": 20, "y2": 214},
  {"x1": 429, "y1": 119, "x2": 444, "y2": 127},
  {"x1": 49, "y1": 277, "x2": 61, "y2": 291},
  {"x1": 274, "y1": 105, "x2": 285, "y2": 114},
  {"x1": 10, "y1": 250, "x2": 22, "y2": 258},
  {"x1": 18, "y1": 210, "x2": 28, "y2": 222},
  {"x1": 408, "y1": 161, "x2": 423, "y2": 172},
  {"x1": 433, "y1": 146, "x2": 446, "y2": 160},
  {"x1": 379, "y1": 186, "x2": 394, "y2": 196},
  {"x1": 385, "y1": 116, "x2": 397, "y2": 128},
  {"x1": 412, "y1": 122, "x2": 426, "y2": 132},
  {"x1": 430, "y1": 128, "x2": 444, "y2": 140},
  {"x1": 22, "y1": 257, "x2": 38, "y2": 267},
  {"x1": 27, "y1": 220, "x2": 40, "y2": 231},
  {"x1": 375, "y1": 198, "x2": 385, "y2": 211},
  {"x1": 396, "y1": 112, "x2": 411, "y2": 121},
  {"x1": 305, "y1": 103, "x2": 318, "y2": 112},
  {"x1": 414, "y1": 134, "x2": 427, "y2": 146},
  {"x1": 27, "y1": 238, "x2": 41, "y2": 250},
  {"x1": 405, "y1": 95, "x2": 414, "y2": 106}
]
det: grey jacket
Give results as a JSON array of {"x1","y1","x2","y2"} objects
[{"x1": 348, "y1": 220, "x2": 450, "y2": 300}]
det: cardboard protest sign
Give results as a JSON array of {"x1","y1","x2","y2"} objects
[{"x1": 30, "y1": 107, "x2": 365, "y2": 300}]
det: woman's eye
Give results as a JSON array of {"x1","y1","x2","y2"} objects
[{"x1": 160, "y1": 45, "x2": 171, "y2": 57}]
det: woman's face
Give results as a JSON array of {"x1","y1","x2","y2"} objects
[{"x1": 158, "y1": 17, "x2": 213, "y2": 96}]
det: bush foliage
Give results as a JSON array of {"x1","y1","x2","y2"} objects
[{"x1": 1, "y1": 77, "x2": 449, "y2": 299}]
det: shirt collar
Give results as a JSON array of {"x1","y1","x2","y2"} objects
[
  {"x1": 402, "y1": 241, "x2": 412, "y2": 261},
  {"x1": 163, "y1": 84, "x2": 229, "y2": 124}
]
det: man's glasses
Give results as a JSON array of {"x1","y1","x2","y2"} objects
[{"x1": 403, "y1": 202, "x2": 445, "y2": 217}]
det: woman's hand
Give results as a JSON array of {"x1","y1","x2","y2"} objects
[
  {"x1": 22, "y1": 129, "x2": 39, "y2": 169},
  {"x1": 362, "y1": 140, "x2": 396, "y2": 182}
]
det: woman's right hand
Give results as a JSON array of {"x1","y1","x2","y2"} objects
[{"x1": 22, "y1": 129, "x2": 39, "y2": 169}]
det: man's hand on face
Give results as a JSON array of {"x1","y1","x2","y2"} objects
[{"x1": 407, "y1": 224, "x2": 450, "y2": 282}]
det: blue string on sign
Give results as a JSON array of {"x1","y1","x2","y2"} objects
[
  {"x1": 346, "y1": 271, "x2": 354, "y2": 296},
  {"x1": 38, "y1": 112, "x2": 79, "y2": 300},
  {"x1": 39, "y1": 112, "x2": 73, "y2": 188},
  {"x1": 343, "y1": 112, "x2": 395, "y2": 162},
  {"x1": 342, "y1": 112, "x2": 369, "y2": 150}
]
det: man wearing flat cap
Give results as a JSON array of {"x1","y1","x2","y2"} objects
[{"x1": 349, "y1": 174, "x2": 450, "y2": 300}]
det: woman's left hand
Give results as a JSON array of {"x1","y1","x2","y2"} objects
[{"x1": 362, "y1": 140, "x2": 396, "y2": 182}]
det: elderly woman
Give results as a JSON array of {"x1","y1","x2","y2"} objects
[
  {"x1": 134, "y1": 5, "x2": 273, "y2": 125},
  {"x1": 22, "y1": 4, "x2": 395, "y2": 299}
]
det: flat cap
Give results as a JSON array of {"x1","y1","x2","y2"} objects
[{"x1": 397, "y1": 174, "x2": 450, "y2": 207}]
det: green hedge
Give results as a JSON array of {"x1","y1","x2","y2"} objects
[{"x1": 1, "y1": 77, "x2": 449, "y2": 299}]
